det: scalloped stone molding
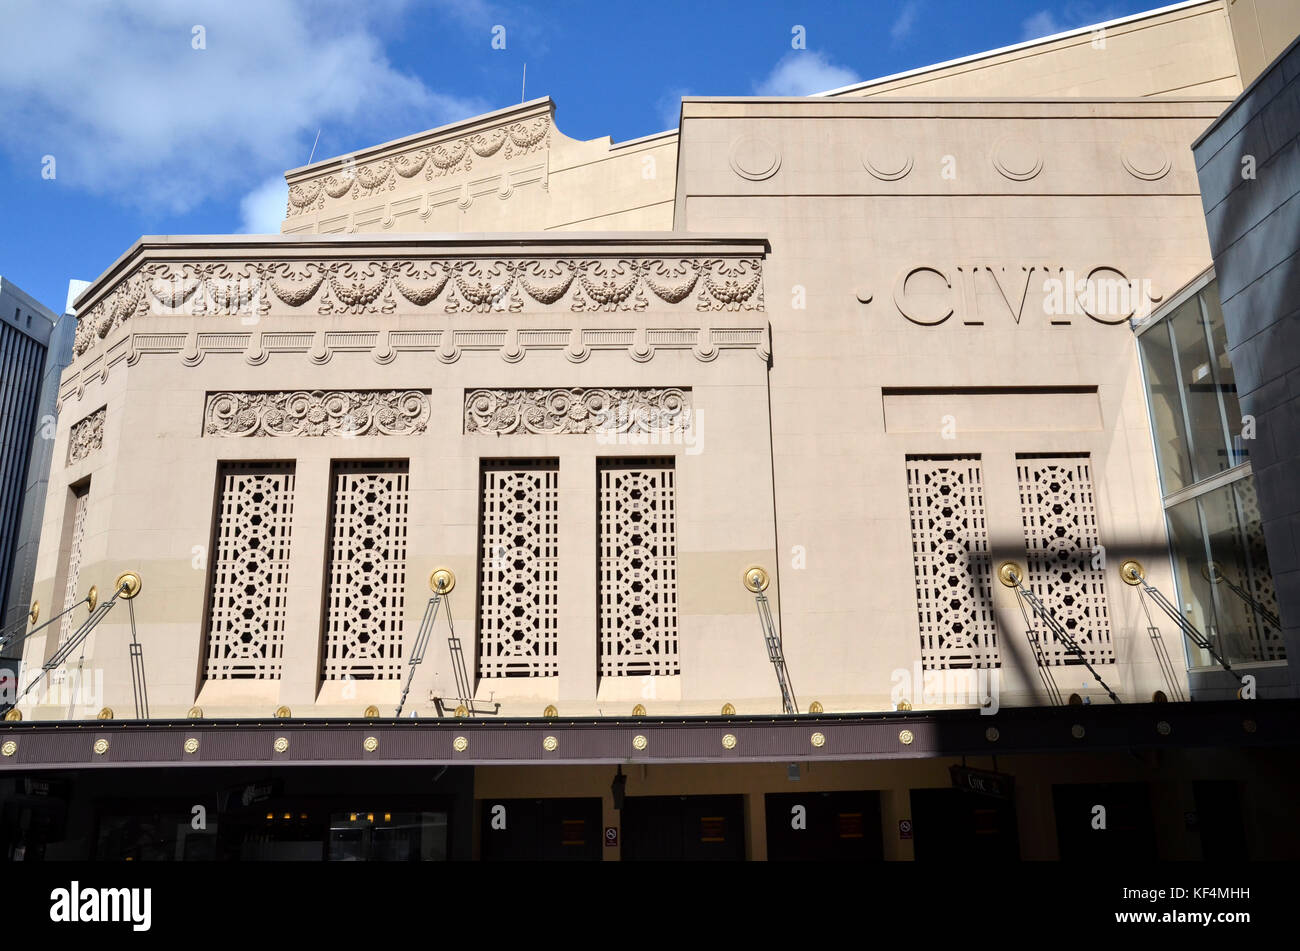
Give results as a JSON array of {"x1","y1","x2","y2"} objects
[
  {"x1": 57, "y1": 325, "x2": 769, "y2": 407},
  {"x1": 205, "y1": 390, "x2": 431, "y2": 437},
  {"x1": 991, "y1": 138, "x2": 1043, "y2": 181},
  {"x1": 74, "y1": 255, "x2": 765, "y2": 357},
  {"x1": 862, "y1": 144, "x2": 914, "y2": 181},
  {"x1": 67, "y1": 407, "x2": 106, "y2": 463},
  {"x1": 465, "y1": 387, "x2": 691, "y2": 435},
  {"x1": 287, "y1": 116, "x2": 551, "y2": 218},
  {"x1": 1121, "y1": 137, "x2": 1172, "y2": 181},
  {"x1": 729, "y1": 136, "x2": 782, "y2": 181}
]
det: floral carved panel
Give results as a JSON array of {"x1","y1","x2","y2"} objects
[
  {"x1": 67, "y1": 407, "x2": 106, "y2": 463},
  {"x1": 204, "y1": 390, "x2": 431, "y2": 437},
  {"x1": 464, "y1": 387, "x2": 691, "y2": 435}
]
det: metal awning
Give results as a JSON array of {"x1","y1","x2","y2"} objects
[{"x1": 0, "y1": 700, "x2": 1293, "y2": 770}]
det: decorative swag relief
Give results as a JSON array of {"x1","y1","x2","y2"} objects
[
  {"x1": 286, "y1": 116, "x2": 551, "y2": 217},
  {"x1": 205, "y1": 390, "x2": 431, "y2": 438},
  {"x1": 75, "y1": 256, "x2": 764, "y2": 356},
  {"x1": 68, "y1": 407, "x2": 106, "y2": 463},
  {"x1": 465, "y1": 387, "x2": 692, "y2": 436}
]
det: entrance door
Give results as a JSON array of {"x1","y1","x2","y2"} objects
[
  {"x1": 621, "y1": 795, "x2": 745, "y2": 861},
  {"x1": 765, "y1": 791, "x2": 883, "y2": 861},
  {"x1": 1053, "y1": 783, "x2": 1156, "y2": 860},
  {"x1": 910, "y1": 787, "x2": 1020, "y2": 861},
  {"x1": 479, "y1": 797, "x2": 603, "y2": 861},
  {"x1": 1193, "y1": 781, "x2": 1248, "y2": 860}
]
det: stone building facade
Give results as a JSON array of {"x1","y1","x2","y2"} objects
[{"x1": 3, "y1": 0, "x2": 1300, "y2": 862}]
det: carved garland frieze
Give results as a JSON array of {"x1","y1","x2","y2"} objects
[
  {"x1": 205, "y1": 390, "x2": 431, "y2": 437},
  {"x1": 464, "y1": 387, "x2": 691, "y2": 436},
  {"x1": 74, "y1": 257, "x2": 764, "y2": 356},
  {"x1": 67, "y1": 407, "x2": 106, "y2": 463},
  {"x1": 285, "y1": 116, "x2": 551, "y2": 217}
]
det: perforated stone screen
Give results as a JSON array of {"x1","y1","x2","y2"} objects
[
  {"x1": 321, "y1": 461, "x2": 410, "y2": 681},
  {"x1": 477, "y1": 460, "x2": 560, "y2": 678},
  {"x1": 1016, "y1": 455, "x2": 1113, "y2": 665},
  {"x1": 598, "y1": 459, "x2": 679, "y2": 677},
  {"x1": 204, "y1": 463, "x2": 295, "y2": 680},
  {"x1": 906, "y1": 457, "x2": 998, "y2": 670},
  {"x1": 58, "y1": 485, "x2": 91, "y2": 645}
]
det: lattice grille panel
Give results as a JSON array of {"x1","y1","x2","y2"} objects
[
  {"x1": 58, "y1": 486, "x2": 90, "y2": 645},
  {"x1": 906, "y1": 457, "x2": 998, "y2": 669},
  {"x1": 1232, "y1": 478, "x2": 1285, "y2": 661},
  {"x1": 322, "y1": 461, "x2": 410, "y2": 680},
  {"x1": 599, "y1": 461, "x2": 679, "y2": 676},
  {"x1": 204, "y1": 463, "x2": 295, "y2": 680},
  {"x1": 1016, "y1": 456, "x2": 1113, "y2": 664},
  {"x1": 478, "y1": 461, "x2": 560, "y2": 678}
]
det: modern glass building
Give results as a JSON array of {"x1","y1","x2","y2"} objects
[{"x1": 1136, "y1": 270, "x2": 1286, "y2": 692}]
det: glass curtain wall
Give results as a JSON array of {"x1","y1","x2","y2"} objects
[{"x1": 1136, "y1": 275, "x2": 1284, "y2": 668}]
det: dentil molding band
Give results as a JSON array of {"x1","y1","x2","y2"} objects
[{"x1": 57, "y1": 325, "x2": 769, "y2": 407}]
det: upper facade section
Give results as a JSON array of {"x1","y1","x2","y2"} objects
[
  {"x1": 819, "y1": 0, "x2": 1245, "y2": 99},
  {"x1": 280, "y1": 98, "x2": 676, "y2": 237},
  {"x1": 66, "y1": 233, "x2": 768, "y2": 364},
  {"x1": 271, "y1": 2, "x2": 1298, "y2": 242}
]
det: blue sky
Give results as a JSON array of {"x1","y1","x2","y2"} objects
[{"x1": 0, "y1": 0, "x2": 1153, "y2": 316}]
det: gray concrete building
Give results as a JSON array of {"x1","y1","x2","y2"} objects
[
  {"x1": 0, "y1": 278, "x2": 76, "y2": 650},
  {"x1": 1192, "y1": 33, "x2": 1300, "y2": 694}
]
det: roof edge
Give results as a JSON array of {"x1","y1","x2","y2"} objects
[{"x1": 815, "y1": 0, "x2": 1221, "y2": 98}]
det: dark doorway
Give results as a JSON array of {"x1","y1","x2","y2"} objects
[
  {"x1": 765, "y1": 790, "x2": 883, "y2": 861},
  {"x1": 1053, "y1": 782, "x2": 1156, "y2": 860},
  {"x1": 621, "y1": 795, "x2": 745, "y2": 861},
  {"x1": 910, "y1": 787, "x2": 1019, "y2": 861},
  {"x1": 1193, "y1": 781, "x2": 1248, "y2": 860},
  {"x1": 1, "y1": 776, "x2": 70, "y2": 861},
  {"x1": 479, "y1": 797, "x2": 603, "y2": 861}
]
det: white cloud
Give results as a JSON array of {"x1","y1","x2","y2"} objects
[
  {"x1": 1021, "y1": 10, "x2": 1065, "y2": 41},
  {"x1": 0, "y1": 0, "x2": 488, "y2": 215},
  {"x1": 1020, "y1": 4, "x2": 1123, "y2": 42},
  {"x1": 755, "y1": 52, "x2": 861, "y2": 97},
  {"x1": 656, "y1": 88, "x2": 690, "y2": 130},
  {"x1": 891, "y1": 1, "x2": 922, "y2": 43},
  {"x1": 238, "y1": 177, "x2": 289, "y2": 234}
]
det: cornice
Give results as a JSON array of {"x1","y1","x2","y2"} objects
[
  {"x1": 284, "y1": 97, "x2": 556, "y2": 180},
  {"x1": 283, "y1": 98, "x2": 556, "y2": 220},
  {"x1": 69, "y1": 234, "x2": 769, "y2": 361}
]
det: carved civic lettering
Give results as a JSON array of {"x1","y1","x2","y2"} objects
[
  {"x1": 886, "y1": 264, "x2": 1159, "y2": 326},
  {"x1": 893, "y1": 267, "x2": 954, "y2": 325}
]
